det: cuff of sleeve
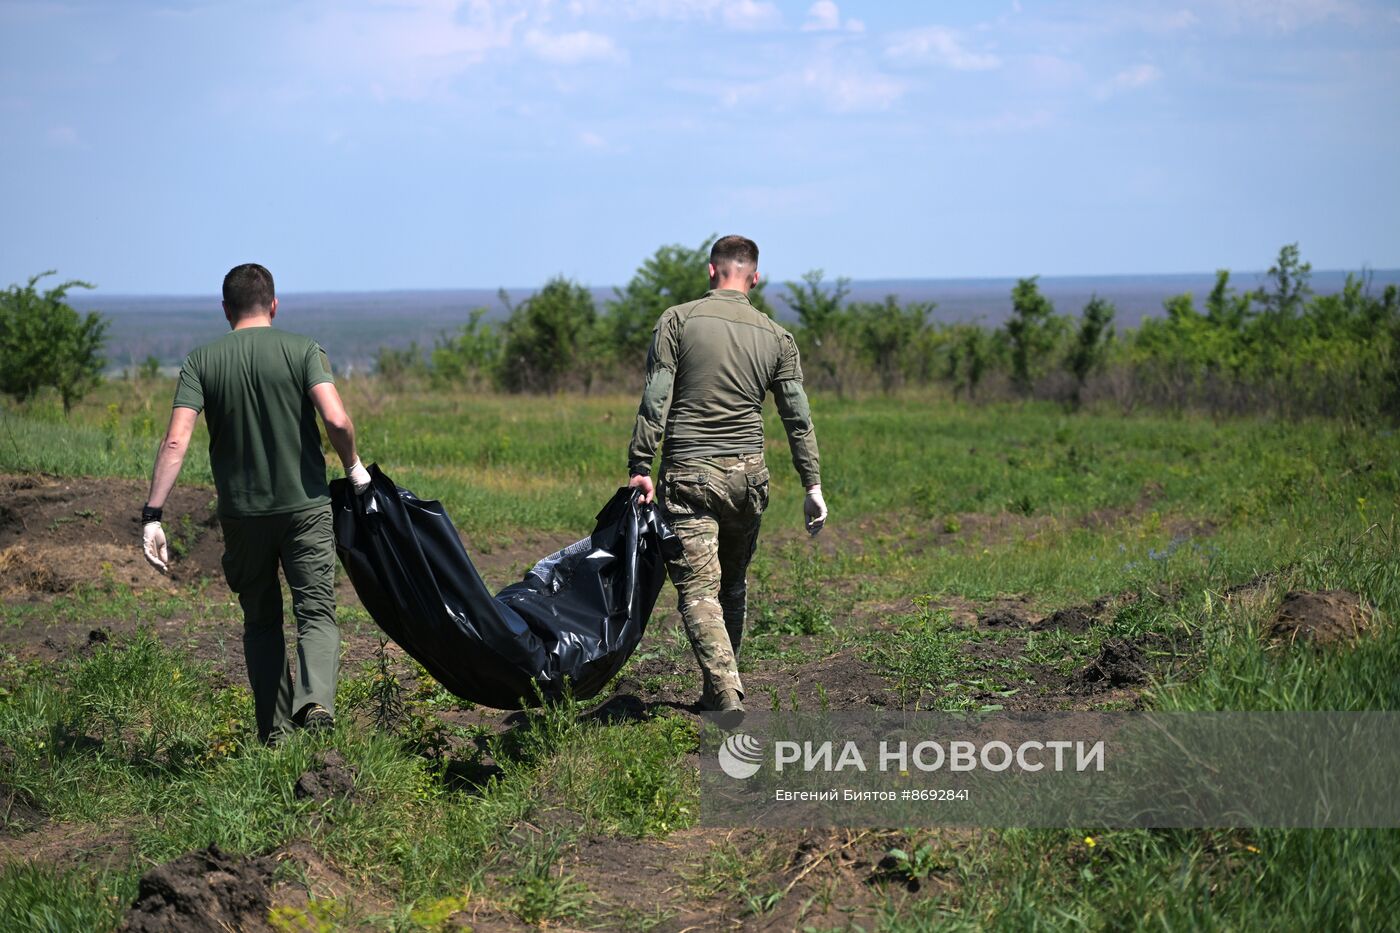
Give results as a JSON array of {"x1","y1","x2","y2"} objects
[
  {"x1": 800, "y1": 471, "x2": 821, "y2": 489},
  {"x1": 629, "y1": 463, "x2": 651, "y2": 478}
]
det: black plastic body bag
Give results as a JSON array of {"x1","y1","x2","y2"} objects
[{"x1": 330, "y1": 465, "x2": 679, "y2": 709}]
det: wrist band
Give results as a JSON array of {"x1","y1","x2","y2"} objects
[{"x1": 141, "y1": 505, "x2": 163, "y2": 524}]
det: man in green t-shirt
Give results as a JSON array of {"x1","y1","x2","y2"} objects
[
  {"x1": 140, "y1": 263, "x2": 370, "y2": 745},
  {"x1": 627, "y1": 235, "x2": 828, "y2": 725}
]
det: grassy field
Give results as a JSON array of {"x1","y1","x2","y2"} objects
[{"x1": 2, "y1": 378, "x2": 1399, "y2": 930}]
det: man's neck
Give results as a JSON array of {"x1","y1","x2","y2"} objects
[
  {"x1": 712, "y1": 280, "x2": 752, "y2": 295},
  {"x1": 232, "y1": 315, "x2": 273, "y2": 331}
]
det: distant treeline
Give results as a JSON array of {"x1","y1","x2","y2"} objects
[{"x1": 376, "y1": 240, "x2": 1399, "y2": 421}]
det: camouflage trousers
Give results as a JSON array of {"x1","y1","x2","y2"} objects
[{"x1": 659, "y1": 453, "x2": 769, "y2": 699}]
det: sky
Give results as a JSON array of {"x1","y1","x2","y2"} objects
[{"x1": 2, "y1": 0, "x2": 1398, "y2": 294}]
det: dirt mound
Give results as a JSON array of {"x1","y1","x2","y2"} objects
[
  {"x1": 978, "y1": 607, "x2": 1030, "y2": 629},
  {"x1": 1033, "y1": 595, "x2": 1125, "y2": 635},
  {"x1": 120, "y1": 843, "x2": 275, "y2": 933},
  {"x1": 1074, "y1": 638, "x2": 1148, "y2": 691},
  {"x1": 741, "y1": 647, "x2": 894, "y2": 710},
  {"x1": 293, "y1": 750, "x2": 358, "y2": 803},
  {"x1": 0, "y1": 544, "x2": 71, "y2": 595},
  {"x1": 0, "y1": 473, "x2": 225, "y2": 591},
  {"x1": 1037, "y1": 604, "x2": 1097, "y2": 633},
  {"x1": 1268, "y1": 590, "x2": 1373, "y2": 646}
]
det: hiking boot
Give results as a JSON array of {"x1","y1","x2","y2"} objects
[
  {"x1": 701, "y1": 687, "x2": 745, "y2": 729},
  {"x1": 300, "y1": 704, "x2": 335, "y2": 734}
]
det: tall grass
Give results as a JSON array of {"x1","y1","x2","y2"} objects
[
  {"x1": 4, "y1": 381, "x2": 1396, "y2": 544},
  {"x1": 4, "y1": 383, "x2": 1400, "y2": 929},
  {"x1": 0, "y1": 628, "x2": 696, "y2": 929}
]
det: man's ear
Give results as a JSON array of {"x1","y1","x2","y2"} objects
[
  {"x1": 268, "y1": 297, "x2": 278, "y2": 320},
  {"x1": 752, "y1": 270, "x2": 761, "y2": 288},
  {"x1": 707, "y1": 262, "x2": 718, "y2": 281},
  {"x1": 222, "y1": 300, "x2": 234, "y2": 327}
]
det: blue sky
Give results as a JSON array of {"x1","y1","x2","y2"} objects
[{"x1": 2, "y1": 0, "x2": 1398, "y2": 294}]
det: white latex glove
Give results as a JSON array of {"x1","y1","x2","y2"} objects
[
  {"x1": 804, "y1": 485, "x2": 828, "y2": 536},
  {"x1": 348, "y1": 458, "x2": 371, "y2": 495},
  {"x1": 142, "y1": 521, "x2": 169, "y2": 573}
]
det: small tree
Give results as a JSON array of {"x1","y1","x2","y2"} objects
[
  {"x1": 784, "y1": 269, "x2": 852, "y2": 395},
  {"x1": 849, "y1": 296, "x2": 935, "y2": 394},
  {"x1": 497, "y1": 276, "x2": 599, "y2": 393},
  {"x1": 0, "y1": 272, "x2": 106, "y2": 414},
  {"x1": 946, "y1": 324, "x2": 989, "y2": 400},
  {"x1": 1254, "y1": 242, "x2": 1312, "y2": 323},
  {"x1": 431, "y1": 306, "x2": 501, "y2": 389},
  {"x1": 785, "y1": 269, "x2": 850, "y2": 336},
  {"x1": 607, "y1": 238, "x2": 712, "y2": 368},
  {"x1": 1205, "y1": 269, "x2": 1252, "y2": 330},
  {"x1": 1003, "y1": 277, "x2": 1061, "y2": 397},
  {"x1": 373, "y1": 342, "x2": 427, "y2": 391},
  {"x1": 1065, "y1": 295, "x2": 1116, "y2": 410}
]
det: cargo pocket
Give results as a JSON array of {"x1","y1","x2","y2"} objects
[
  {"x1": 746, "y1": 467, "x2": 770, "y2": 515},
  {"x1": 661, "y1": 471, "x2": 708, "y2": 519}
]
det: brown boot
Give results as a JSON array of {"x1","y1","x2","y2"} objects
[{"x1": 702, "y1": 687, "x2": 746, "y2": 728}]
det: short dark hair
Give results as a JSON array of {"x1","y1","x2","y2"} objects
[
  {"x1": 709, "y1": 235, "x2": 759, "y2": 273},
  {"x1": 222, "y1": 263, "x2": 275, "y2": 316}
]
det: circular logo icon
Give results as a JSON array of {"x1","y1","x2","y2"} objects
[{"x1": 718, "y1": 732, "x2": 764, "y2": 779}]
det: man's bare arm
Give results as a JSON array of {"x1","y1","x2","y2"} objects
[
  {"x1": 310, "y1": 382, "x2": 371, "y2": 493},
  {"x1": 146, "y1": 407, "x2": 199, "y2": 509},
  {"x1": 309, "y1": 382, "x2": 359, "y2": 469}
]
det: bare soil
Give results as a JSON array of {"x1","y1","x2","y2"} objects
[
  {"x1": 0, "y1": 473, "x2": 225, "y2": 593},
  {"x1": 1, "y1": 472, "x2": 1205, "y2": 929},
  {"x1": 294, "y1": 749, "x2": 359, "y2": 804},
  {"x1": 1267, "y1": 589, "x2": 1374, "y2": 646},
  {"x1": 119, "y1": 844, "x2": 276, "y2": 933}
]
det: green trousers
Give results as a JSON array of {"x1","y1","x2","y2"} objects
[
  {"x1": 219, "y1": 505, "x2": 339, "y2": 744},
  {"x1": 659, "y1": 453, "x2": 769, "y2": 701}
]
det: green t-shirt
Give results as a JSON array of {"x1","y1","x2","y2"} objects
[{"x1": 173, "y1": 327, "x2": 334, "y2": 517}]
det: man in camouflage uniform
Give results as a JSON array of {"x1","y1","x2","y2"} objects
[{"x1": 628, "y1": 235, "x2": 827, "y2": 722}]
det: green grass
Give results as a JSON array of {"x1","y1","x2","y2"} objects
[
  {"x1": 4, "y1": 380, "x2": 1396, "y2": 543},
  {"x1": 0, "y1": 630, "x2": 697, "y2": 929},
  {"x1": 4, "y1": 382, "x2": 1400, "y2": 929}
]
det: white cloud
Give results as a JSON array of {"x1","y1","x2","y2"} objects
[
  {"x1": 524, "y1": 28, "x2": 622, "y2": 64},
  {"x1": 801, "y1": 1, "x2": 863, "y2": 33},
  {"x1": 295, "y1": 0, "x2": 525, "y2": 99},
  {"x1": 720, "y1": 0, "x2": 781, "y2": 31},
  {"x1": 713, "y1": 55, "x2": 906, "y2": 113},
  {"x1": 802, "y1": 63, "x2": 905, "y2": 111},
  {"x1": 886, "y1": 26, "x2": 1000, "y2": 71},
  {"x1": 578, "y1": 129, "x2": 607, "y2": 149},
  {"x1": 289, "y1": 1, "x2": 631, "y2": 99},
  {"x1": 802, "y1": 1, "x2": 839, "y2": 31},
  {"x1": 565, "y1": 0, "x2": 781, "y2": 31},
  {"x1": 1097, "y1": 63, "x2": 1163, "y2": 98}
]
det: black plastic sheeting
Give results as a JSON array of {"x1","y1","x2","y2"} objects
[{"x1": 330, "y1": 465, "x2": 679, "y2": 709}]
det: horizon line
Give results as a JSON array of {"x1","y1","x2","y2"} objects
[{"x1": 71, "y1": 266, "x2": 1400, "y2": 301}]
